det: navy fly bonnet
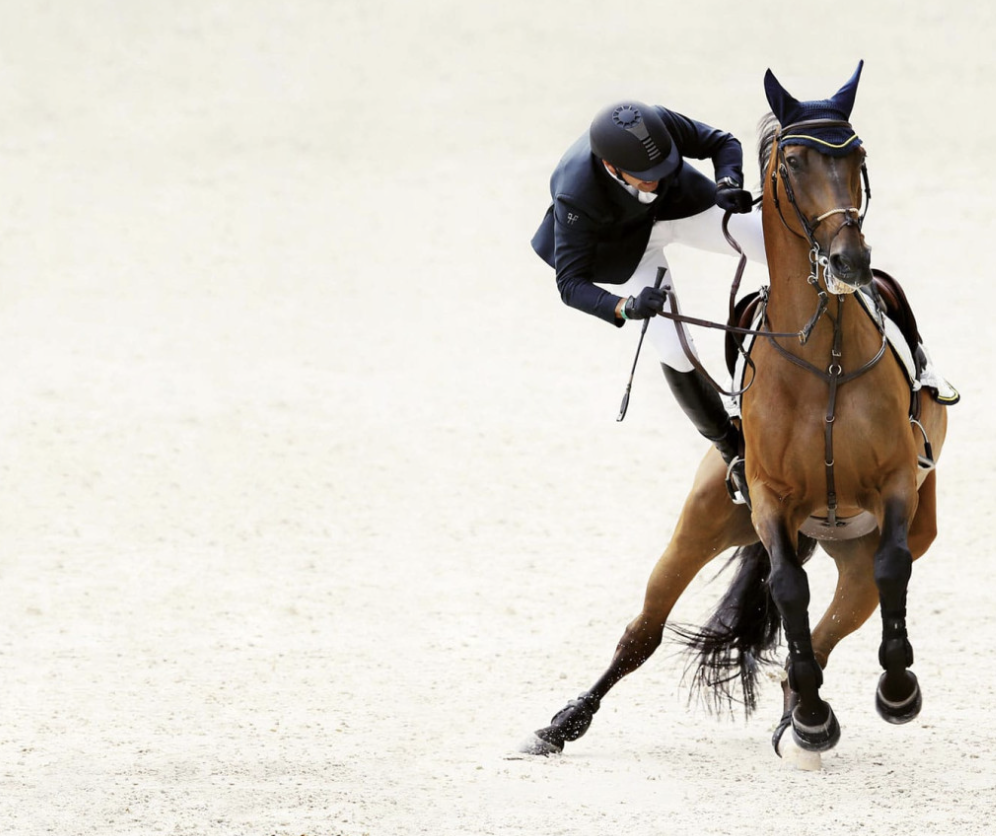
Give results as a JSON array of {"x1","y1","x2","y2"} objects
[{"x1": 764, "y1": 61, "x2": 864, "y2": 156}]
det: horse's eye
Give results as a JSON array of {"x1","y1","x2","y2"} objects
[{"x1": 786, "y1": 155, "x2": 801, "y2": 171}]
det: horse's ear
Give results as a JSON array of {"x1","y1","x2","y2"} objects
[
  {"x1": 829, "y1": 60, "x2": 864, "y2": 119},
  {"x1": 764, "y1": 68, "x2": 800, "y2": 124}
]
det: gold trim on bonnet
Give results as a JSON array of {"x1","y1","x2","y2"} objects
[{"x1": 779, "y1": 132, "x2": 860, "y2": 149}]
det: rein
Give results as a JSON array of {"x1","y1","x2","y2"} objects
[
  {"x1": 647, "y1": 211, "x2": 827, "y2": 398},
  {"x1": 648, "y1": 122, "x2": 883, "y2": 423}
]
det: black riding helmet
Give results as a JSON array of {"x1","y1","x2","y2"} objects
[{"x1": 589, "y1": 102, "x2": 681, "y2": 182}]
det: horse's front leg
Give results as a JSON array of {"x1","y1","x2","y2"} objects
[
  {"x1": 874, "y1": 494, "x2": 921, "y2": 723},
  {"x1": 771, "y1": 536, "x2": 880, "y2": 756},
  {"x1": 760, "y1": 518, "x2": 841, "y2": 753}
]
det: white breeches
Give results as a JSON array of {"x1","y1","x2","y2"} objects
[{"x1": 604, "y1": 206, "x2": 767, "y2": 372}]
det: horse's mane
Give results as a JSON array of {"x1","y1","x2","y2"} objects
[{"x1": 756, "y1": 112, "x2": 780, "y2": 183}]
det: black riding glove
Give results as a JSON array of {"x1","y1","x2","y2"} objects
[
  {"x1": 715, "y1": 180, "x2": 753, "y2": 214},
  {"x1": 623, "y1": 286, "x2": 667, "y2": 320}
]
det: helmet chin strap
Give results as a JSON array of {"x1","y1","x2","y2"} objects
[
  {"x1": 605, "y1": 162, "x2": 628, "y2": 183},
  {"x1": 606, "y1": 162, "x2": 653, "y2": 187},
  {"x1": 604, "y1": 164, "x2": 672, "y2": 206}
]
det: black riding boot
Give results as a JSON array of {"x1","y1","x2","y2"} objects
[{"x1": 661, "y1": 365, "x2": 750, "y2": 507}]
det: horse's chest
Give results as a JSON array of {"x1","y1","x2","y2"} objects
[{"x1": 746, "y1": 385, "x2": 911, "y2": 486}]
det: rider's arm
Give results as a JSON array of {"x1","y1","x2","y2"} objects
[
  {"x1": 656, "y1": 106, "x2": 745, "y2": 186},
  {"x1": 551, "y1": 196, "x2": 627, "y2": 327}
]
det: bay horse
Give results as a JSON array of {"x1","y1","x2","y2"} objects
[{"x1": 518, "y1": 61, "x2": 951, "y2": 762}]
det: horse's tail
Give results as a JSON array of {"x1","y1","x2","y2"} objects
[{"x1": 672, "y1": 535, "x2": 818, "y2": 718}]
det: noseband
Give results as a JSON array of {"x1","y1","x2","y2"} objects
[{"x1": 771, "y1": 119, "x2": 873, "y2": 294}]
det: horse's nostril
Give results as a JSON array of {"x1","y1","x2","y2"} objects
[
  {"x1": 830, "y1": 247, "x2": 871, "y2": 278},
  {"x1": 830, "y1": 254, "x2": 852, "y2": 276}
]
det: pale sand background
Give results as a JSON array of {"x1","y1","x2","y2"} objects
[{"x1": 1, "y1": 2, "x2": 995, "y2": 834}]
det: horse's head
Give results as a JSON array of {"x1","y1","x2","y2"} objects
[{"x1": 762, "y1": 62, "x2": 872, "y2": 292}]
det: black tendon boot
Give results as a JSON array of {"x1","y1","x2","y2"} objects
[{"x1": 661, "y1": 365, "x2": 751, "y2": 507}]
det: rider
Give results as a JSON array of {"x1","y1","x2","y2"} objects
[{"x1": 531, "y1": 101, "x2": 766, "y2": 502}]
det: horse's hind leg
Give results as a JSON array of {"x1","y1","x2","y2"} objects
[
  {"x1": 819, "y1": 472, "x2": 935, "y2": 677},
  {"x1": 520, "y1": 453, "x2": 755, "y2": 755},
  {"x1": 812, "y1": 544, "x2": 881, "y2": 669}
]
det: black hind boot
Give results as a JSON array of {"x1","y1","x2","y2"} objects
[{"x1": 662, "y1": 365, "x2": 750, "y2": 507}]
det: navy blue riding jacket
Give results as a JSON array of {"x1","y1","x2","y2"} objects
[{"x1": 531, "y1": 106, "x2": 746, "y2": 325}]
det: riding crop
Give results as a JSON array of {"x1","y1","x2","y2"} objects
[{"x1": 617, "y1": 265, "x2": 667, "y2": 421}]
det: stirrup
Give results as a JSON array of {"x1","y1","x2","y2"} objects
[{"x1": 725, "y1": 457, "x2": 750, "y2": 507}]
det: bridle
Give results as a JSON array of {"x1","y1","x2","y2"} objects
[
  {"x1": 764, "y1": 117, "x2": 884, "y2": 370},
  {"x1": 771, "y1": 119, "x2": 871, "y2": 240},
  {"x1": 766, "y1": 118, "x2": 889, "y2": 528},
  {"x1": 770, "y1": 118, "x2": 872, "y2": 296}
]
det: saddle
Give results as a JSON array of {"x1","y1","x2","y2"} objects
[{"x1": 725, "y1": 269, "x2": 959, "y2": 410}]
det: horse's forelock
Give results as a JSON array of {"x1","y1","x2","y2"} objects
[{"x1": 757, "y1": 113, "x2": 780, "y2": 182}]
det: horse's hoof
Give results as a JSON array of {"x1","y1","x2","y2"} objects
[
  {"x1": 516, "y1": 692, "x2": 599, "y2": 755},
  {"x1": 774, "y1": 709, "x2": 822, "y2": 769},
  {"x1": 791, "y1": 703, "x2": 841, "y2": 752},
  {"x1": 516, "y1": 729, "x2": 564, "y2": 756},
  {"x1": 875, "y1": 671, "x2": 922, "y2": 724},
  {"x1": 547, "y1": 692, "x2": 600, "y2": 742},
  {"x1": 777, "y1": 735, "x2": 823, "y2": 771}
]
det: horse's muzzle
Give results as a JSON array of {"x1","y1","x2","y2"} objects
[{"x1": 828, "y1": 243, "x2": 872, "y2": 289}]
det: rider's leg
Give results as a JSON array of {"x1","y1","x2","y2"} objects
[{"x1": 603, "y1": 228, "x2": 750, "y2": 504}]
